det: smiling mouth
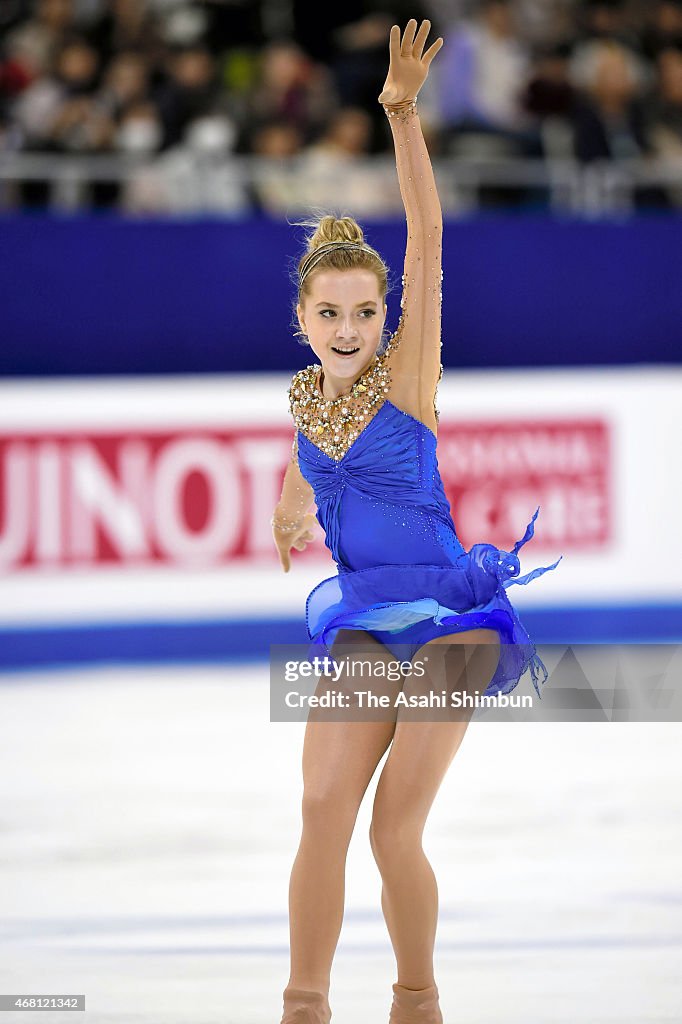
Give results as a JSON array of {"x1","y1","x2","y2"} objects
[{"x1": 332, "y1": 346, "x2": 360, "y2": 356}]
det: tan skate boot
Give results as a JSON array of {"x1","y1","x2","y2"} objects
[
  {"x1": 280, "y1": 986, "x2": 331, "y2": 1024},
  {"x1": 389, "y1": 982, "x2": 443, "y2": 1024}
]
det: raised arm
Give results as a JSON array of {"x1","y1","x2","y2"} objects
[
  {"x1": 271, "y1": 430, "x2": 317, "y2": 572},
  {"x1": 378, "y1": 21, "x2": 445, "y2": 431}
]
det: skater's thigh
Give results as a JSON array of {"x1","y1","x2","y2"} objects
[
  {"x1": 370, "y1": 629, "x2": 501, "y2": 826},
  {"x1": 301, "y1": 628, "x2": 404, "y2": 810}
]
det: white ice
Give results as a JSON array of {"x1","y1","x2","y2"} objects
[{"x1": 0, "y1": 664, "x2": 680, "y2": 1023}]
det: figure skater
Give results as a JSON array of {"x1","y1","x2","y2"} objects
[{"x1": 271, "y1": 19, "x2": 562, "y2": 1024}]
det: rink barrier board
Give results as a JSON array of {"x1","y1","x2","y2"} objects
[{"x1": 1, "y1": 370, "x2": 679, "y2": 649}]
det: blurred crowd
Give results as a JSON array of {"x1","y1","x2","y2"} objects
[{"x1": 1, "y1": 0, "x2": 682, "y2": 212}]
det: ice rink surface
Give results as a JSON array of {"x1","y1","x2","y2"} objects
[{"x1": 0, "y1": 663, "x2": 680, "y2": 1024}]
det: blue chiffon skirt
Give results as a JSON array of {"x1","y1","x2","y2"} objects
[{"x1": 305, "y1": 507, "x2": 562, "y2": 698}]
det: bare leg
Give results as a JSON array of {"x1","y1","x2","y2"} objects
[
  {"x1": 285, "y1": 629, "x2": 403, "y2": 998},
  {"x1": 369, "y1": 629, "x2": 500, "y2": 995}
]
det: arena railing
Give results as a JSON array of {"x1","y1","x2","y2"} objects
[{"x1": 0, "y1": 153, "x2": 680, "y2": 215}]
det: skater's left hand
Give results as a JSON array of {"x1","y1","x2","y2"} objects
[{"x1": 378, "y1": 19, "x2": 444, "y2": 107}]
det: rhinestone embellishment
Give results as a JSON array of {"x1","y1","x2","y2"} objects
[{"x1": 288, "y1": 334, "x2": 401, "y2": 462}]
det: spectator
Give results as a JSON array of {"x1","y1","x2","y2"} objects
[
  {"x1": 87, "y1": 0, "x2": 162, "y2": 63},
  {"x1": 121, "y1": 110, "x2": 247, "y2": 215},
  {"x1": 251, "y1": 120, "x2": 305, "y2": 158},
  {"x1": 115, "y1": 98, "x2": 163, "y2": 154},
  {"x1": 240, "y1": 40, "x2": 337, "y2": 152},
  {"x1": 247, "y1": 119, "x2": 305, "y2": 214},
  {"x1": 522, "y1": 40, "x2": 578, "y2": 157},
  {"x1": 639, "y1": 1, "x2": 682, "y2": 61},
  {"x1": 307, "y1": 106, "x2": 374, "y2": 157},
  {"x1": 154, "y1": 45, "x2": 220, "y2": 149},
  {"x1": 11, "y1": 36, "x2": 105, "y2": 149},
  {"x1": 97, "y1": 51, "x2": 151, "y2": 121},
  {"x1": 291, "y1": 106, "x2": 401, "y2": 215},
  {"x1": 3, "y1": 0, "x2": 77, "y2": 79},
  {"x1": 570, "y1": 36, "x2": 671, "y2": 206},
  {"x1": 524, "y1": 40, "x2": 577, "y2": 120},
  {"x1": 0, "y1": 37, "x2": 37, "y2": 114},
  {"x1": 645, "y1": 45, "x2": 682, "y2": 204},
  {"x1": 1, "y1": 0, "x2": 681, "y2": 214},
  {"x1": 570, "y1": 38, "x2": 651, "y2": 161},
  {"x1": 434, "y1": 0, "x2": 533, "y2": 134}
]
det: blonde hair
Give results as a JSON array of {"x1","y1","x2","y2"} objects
[{"x1": 289, "y1": 211, "x2": 393, "y2": 351}]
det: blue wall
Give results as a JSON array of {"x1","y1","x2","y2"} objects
[
  {"x1": 1, "y1": 213, "x2": 680, "y2": 375},
  {"x1": 2, "y1": 604, "x2": 681, "y2": 671}
]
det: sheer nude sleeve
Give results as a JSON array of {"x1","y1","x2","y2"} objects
[
  {"x1": 272, "y1": 430, "x2": 315, "y2": 529},
  {"x1": 381, "y1": 100, "x2": 443, "y2": 433},
  {"x1": 271, "y1": 428, "x2": 317, "y2": 571}
]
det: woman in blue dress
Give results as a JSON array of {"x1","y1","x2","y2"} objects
[{"x1": 271, "y1": 19, "x2": 561, "y2": 1024}]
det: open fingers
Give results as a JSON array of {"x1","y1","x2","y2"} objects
[
  {"x1": 400, "y1": 17, "x2": 418, "y2": 56},
  {"x1": 412, "y1": 18, "x2": 431, "y2": 60},
  {"x1": 389, "y1": 23, "x2": 401, "y2": 65},
  {"x1": 422, "y1": 35, "x2": 444, "y2": 67}
]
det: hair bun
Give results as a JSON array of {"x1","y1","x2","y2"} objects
[{"x1": 309, "y1": 215, "x2": 364, "y2": 252}]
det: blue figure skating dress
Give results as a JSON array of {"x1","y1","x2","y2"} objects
[
  {"x1": 288, "y1": 357, "x2": 562, "y2": 699},
  {"x1": 284, "y1": 99, "x2": 561, "y2": 698}
]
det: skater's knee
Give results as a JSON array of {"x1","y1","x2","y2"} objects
[
  {"x1": 369, "y1": 809, "x2": 422, "y2": 868},
  {"x1": 301, "y1": 786, "x2": 357, "y2": 841}
]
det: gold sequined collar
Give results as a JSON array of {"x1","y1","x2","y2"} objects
[{"x1": 288, "y1": 349, "x2": 393, "y2": 461}]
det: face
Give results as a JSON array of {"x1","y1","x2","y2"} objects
[
  {"x1": 593, "y1": 47, "x2": 635, "y2": 104},
  {"x1": 297, "y1": 269, "x2": 387, "y2": 381},
  {"x1": 106, "y1": 54, "x2": 147, "y2": 102},
  {"x1": 263, "y1": 44, "x2": 306, "y2": 89},
  {"x1": 330, "y1": 110, "x2": 371, "y2": 153},
  {"x1": 252, "y1": 123, "x2": 301, "y2": 156},
  {"x1": 57, "y1": 43, "x2": 98, "y2": 86},
  {"x1": 173, "y1": 50, "x2": 214, "y2": 90}
]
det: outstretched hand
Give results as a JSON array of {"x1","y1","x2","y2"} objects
[{"x1": 378, "y1": 19, "x2": 444, "y2": 106}]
